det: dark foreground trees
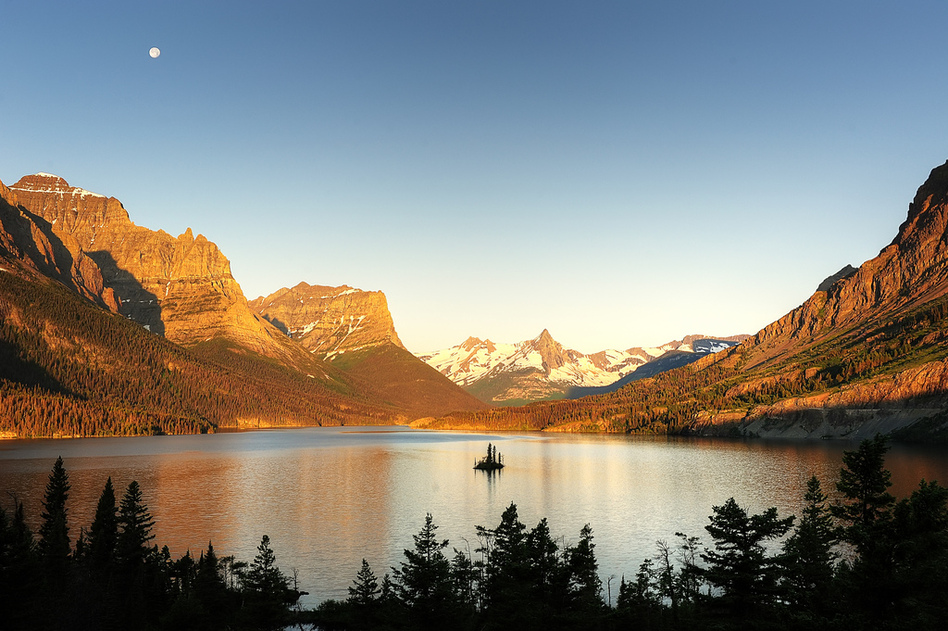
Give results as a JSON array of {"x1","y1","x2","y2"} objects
[
  {"x1": 4, "y1": 437, "x2": 948, "y2": 631},
  {"x1": 0, "y1": 459, "x2": 299, "y2": 631}
]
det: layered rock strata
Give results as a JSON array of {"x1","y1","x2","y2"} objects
[
  {"x1": 250, "y1": 282, "x2": 404, "y2": 359},
  {"x1": 10, "y1": 174, "x2": 284, "y2": 355}
]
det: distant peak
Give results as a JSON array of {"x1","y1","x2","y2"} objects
[
  {"x1": 461, "y1": 336, "x2": 484, "y2": 350},
  {"x1": 14, "y1": 173, "x2": 70, "y2": 190},
  {"x1": 11, "y1": 173, "x2": 105, "y2": 198}
]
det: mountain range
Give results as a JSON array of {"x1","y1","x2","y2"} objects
[
  {"x1": 415, "y1": 160, "x2": 948, "y2": 441},
  {"x1": 420, "y1": 331, "x2": 746, "y2": 405},
  {"x1": 0, "y1": 174, "x2": 483, "y2": 437},
  {"x1": 6, "y1": 159, "x2": 948, "y2": 441}
]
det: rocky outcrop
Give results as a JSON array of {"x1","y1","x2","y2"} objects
[
  {"x1": 249, "y1": 282, "x2": 404, "y2": 359},
  {"x1": 9, "y1": 174, "x2": 285, "y2": 356},
  {"x1": 0, "y1": 178, "x2": 119, "y2": 311}
]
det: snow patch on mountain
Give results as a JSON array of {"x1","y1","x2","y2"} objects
[{"x1": 419, "y1": 331, "x2": 748, "y2": 399}]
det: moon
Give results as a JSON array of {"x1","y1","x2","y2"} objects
[{"x1": 149, "y1": 47, "x2": 161, "y2": 59}]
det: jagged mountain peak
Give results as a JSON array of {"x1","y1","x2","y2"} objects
[
  {"x1": 527, "y1": 328, "x2": 569, "y2": 372},
  {"x1": 421, "y1": 331, "x2": 745, "y2": 405},
  {"x1": 893, "y1": 159, "x2": 948, "y2": 249}
]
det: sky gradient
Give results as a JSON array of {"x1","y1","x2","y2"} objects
[{"x1": 3, "y1": 1, "x2": 948, "y2": 354}]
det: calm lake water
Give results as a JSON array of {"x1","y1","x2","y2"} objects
[{"x1": 2, "y1": 427, "x2": 948, "y2": 607}]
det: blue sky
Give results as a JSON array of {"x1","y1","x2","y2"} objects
[{"x1": 3, "y1": 1, "x2": 948, "y2": 354}]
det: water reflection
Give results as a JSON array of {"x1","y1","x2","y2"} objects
[{"x1": 1, "y1": 428, "x2": 947, "y2": 607}]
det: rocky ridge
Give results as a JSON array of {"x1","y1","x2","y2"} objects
[
  {"x1": 0, "y1": 179, "x2": 119, "y2": 311},
  {"x1": 692, "y1": 160, "x2": 948, "y2": 437},
  {"x1": 249, "y1": 282, "x2": 404, "y2": 359},
  {"x1": 9, "y1": 174, "x2": 287, "y2": 358}
]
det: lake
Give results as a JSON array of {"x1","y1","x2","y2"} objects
[{"x1": 2, "y1": 427, "x2": 947, "y2": 607}]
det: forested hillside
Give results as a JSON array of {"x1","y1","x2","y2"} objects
[{"x1": 0, "y1": 268, "x2": 396, "y2": 437}]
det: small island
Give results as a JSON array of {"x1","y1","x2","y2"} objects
[{"x1": 474, "y1": 442, "x2": 504, "y2": 471}]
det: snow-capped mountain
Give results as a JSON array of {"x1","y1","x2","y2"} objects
[{"x1": 419, "y1": 330, "x2": 746, "y2": 405}]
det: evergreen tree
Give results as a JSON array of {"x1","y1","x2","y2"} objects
[
  {"x1": 193, "y1": 541, "x2": 233, "y2": 627},
  {"x1": 476, "y1": 503, "x2": 533, "y2": 628},
  {"x1": 527, "y1": 516, "x2": 568, "y2": 615},
  {"x1": 887, "y1": 479, "x2": 948, "y2": 624},
  {"x1": 87, "y1": 477, "x2": 118, "y2": 572},
  {"x1": 0, "y1": 498, "x2": 40, "y2": 630},
  {"x1": 240, "y1": 534, "x2": 293, "y2": 631},
  {"x1": 782, "y1": 476, "x2": 837, "y2": 614},
  {"x1": 348, "y1": 558, "x2": 380, "y2": 606},
  {"x1": 346, "y1": 558, "x2": 383, "y2": 630},
  {"x1": 115, "y1": 480, "x2": 155, "y2": 568},
  {"x1": 394, "y1": 513, "x2": 456, "y2": 630},
  {"x1": 831, "y1": 436, "x2": 898, "y2": 622},
  {"x1": 831, "y1": 434, "x2": 895, "y2": 551},
  {"x1": 38, "y1": 456, "x2": 71, "y2": 568},
  {"x1": 566, "y1": 524, "x2": 603, "y2": 613},
  {"x1": 699, "y1": 497, "x2": 793, "y2": 619}
]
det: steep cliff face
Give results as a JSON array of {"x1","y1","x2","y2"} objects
[
  {"x1": 249, "y1": 282, "x2": 404, "y2": 359},
  {"x1": 0, "y1": 178, "x2": 118, "y2": 311},
  {"x1": 9, "y1": 174, "x2": 285, "y2": 356},
  {"x1": 693, "y1": 160, "x2": 948, "y2": 437}
]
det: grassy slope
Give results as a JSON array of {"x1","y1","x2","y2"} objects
[{"x1": 329, "y1": 342, "x2": 488, "y2": 419}]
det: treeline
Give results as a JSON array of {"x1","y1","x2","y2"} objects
[
  {"x1": 313, "y1": 436, "x2": 948, "y2": 631},
  {"x1": 0, "y1": 270, "x2": 396, "y2": 437},
  {"x1": 431, "y1": 293, "x2": 948, "y2": 434},
  {"x1": 0, "y1": 457, "x2": 303, "y2": 630}
]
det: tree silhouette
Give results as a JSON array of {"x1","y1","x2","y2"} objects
[
  {"x1": 700, "y1": 497, "x2": 793, "y2": 619},
  {"x1": 782, "y1": 476, "x2": 837, "y2": 614},
  {"x1": 240, "y1": 534, "x2": 292, "y2": 630},
  {"x1": 87, "y1": 477, "x2": 118, "y2": 572},
  {"x1": 115, "y1": 480, "x2": 155, "y2": 568},
  {"x1": 38, "y1": 456, "x2": 71, "y2": 568},
  {"x1": 348, "y1": 558, "x2": 380, "y2": 606},
  {"x1": 394, "y1": 513, "x2": 455, "y2": 630}
]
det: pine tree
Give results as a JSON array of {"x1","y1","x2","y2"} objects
[
  {"x1": 700, "y1": 497, "x2": 794, "y2": 619},
  {"x1": 87, "y1": 477, "x2": 118, "y2": 572},
  {"x1": 38, "y1": 456, "x2": 70, "y2": 568},
  {"x1": 240, "y1": 534, "x2": 293, "y2": 631},
  {"x1": 193, "y1": 542, "x2": 233, "y2": 629},
  {"x1": 782, "y1": 476, "x2": 837, "y2": 613},
  {"x1": 115, "y1": 480, "x2": 155, "y2": 568},
  {"x1": 831, "y1": 434, "x2": 895, "y2": 551},
  {"x1": 394, "y1": 513, "x2": 455, "y2": 630},
  {"x1": 566, "y1": 523, "x2": 604, "y2": 617},
  {"x1": 348, "y1": 558, "x2": 380, "y2": 606},
  {"x1": 0, "y1": 498, "x2": 40, "y2": 630}
]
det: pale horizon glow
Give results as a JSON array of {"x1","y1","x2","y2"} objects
[{"x1": 3, "y1": 1, "x2": 947, "y2": 355}]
